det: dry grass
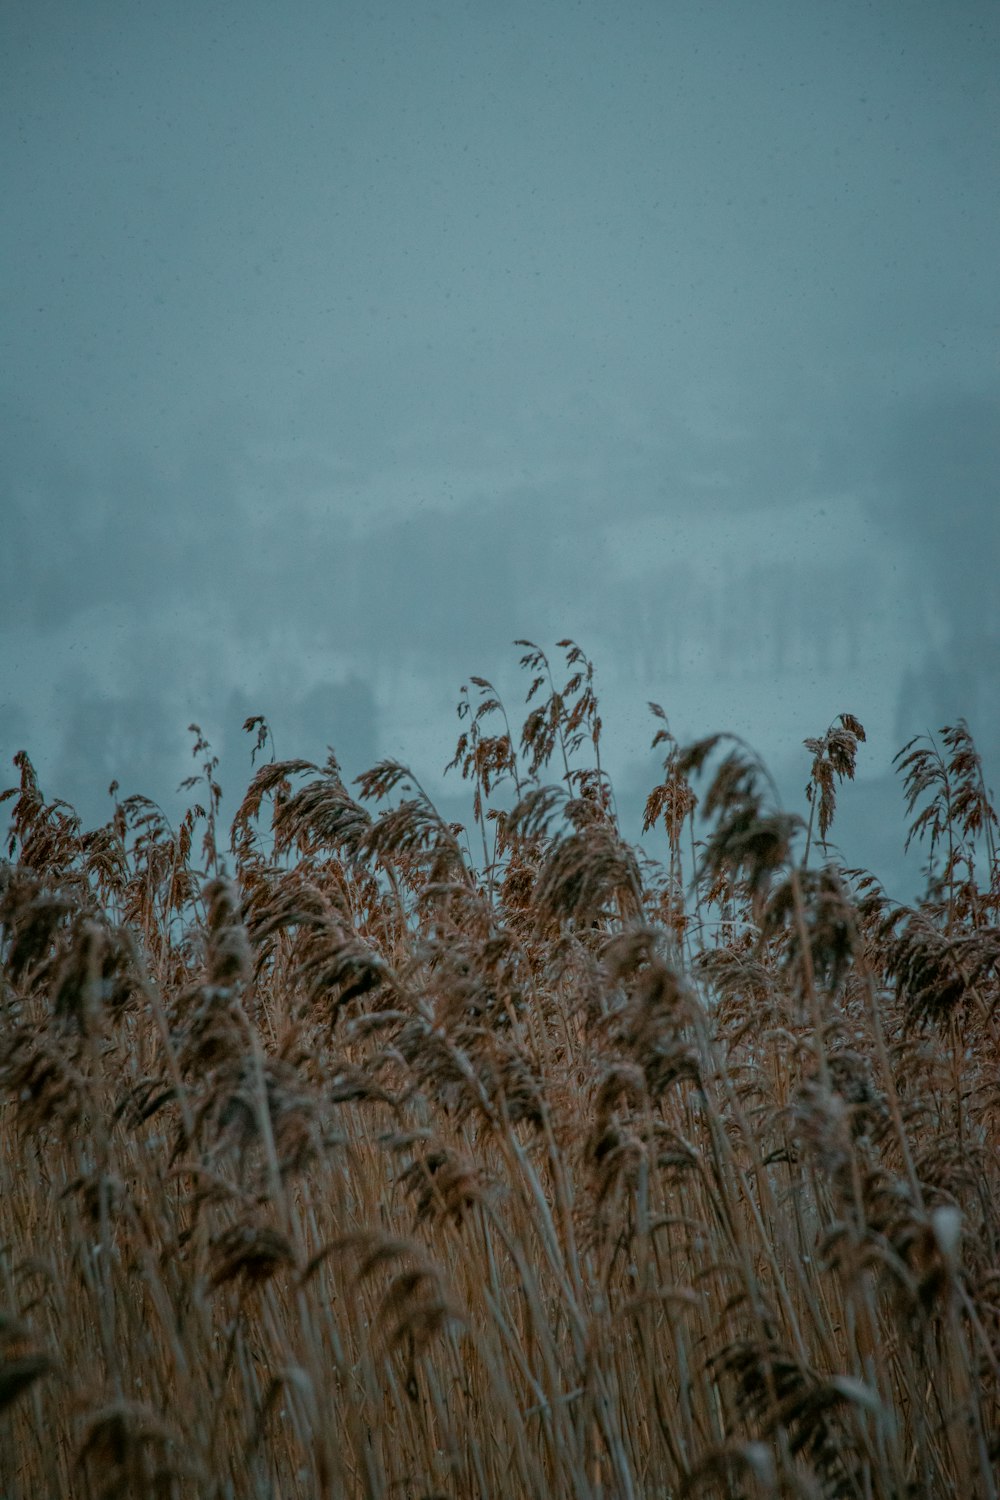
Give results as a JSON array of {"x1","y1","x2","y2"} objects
[{"x1": 1, "y1": 641, "x2": 999, "y2": 1499}]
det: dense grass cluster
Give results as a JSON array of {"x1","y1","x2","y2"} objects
[{"x1": 2, "y1": 641, "x2": 999, "y2": 1499}]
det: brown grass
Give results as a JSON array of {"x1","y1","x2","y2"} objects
[{"x1": 1, "y1": 640, "x2": 999, "y2": 1499}]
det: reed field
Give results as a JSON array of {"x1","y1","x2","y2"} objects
[{"x1": 2, "y1": 640, "x2": 999, "y2": 1499}]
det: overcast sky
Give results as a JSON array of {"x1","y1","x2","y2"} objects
[{"x1": 3, "y1": 0, "x2": 998, "y2": 896}]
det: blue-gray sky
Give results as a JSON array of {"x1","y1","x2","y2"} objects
[{"x1": 3, "y1": 0, "x2": 998, "y2": 895}]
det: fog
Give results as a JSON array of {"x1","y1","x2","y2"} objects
[{"x1": 3, "y1": 0, "x2": 998, "y2": 899}]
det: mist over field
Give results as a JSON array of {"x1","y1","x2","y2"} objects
[
  {"x1": 2, "y1": 0, "x2": 998, "y2": 898},
  {"x1": 5, "y1": 10, "x2": 1000, "y2": 1492}
]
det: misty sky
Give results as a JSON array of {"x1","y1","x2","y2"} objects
[{"x1": 3, "y1": 0, "x2": 998, "y2": 896}]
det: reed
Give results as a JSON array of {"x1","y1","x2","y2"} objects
[{"x1": 1, "y1": 641, "x2": 998, "y2": 1499}]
